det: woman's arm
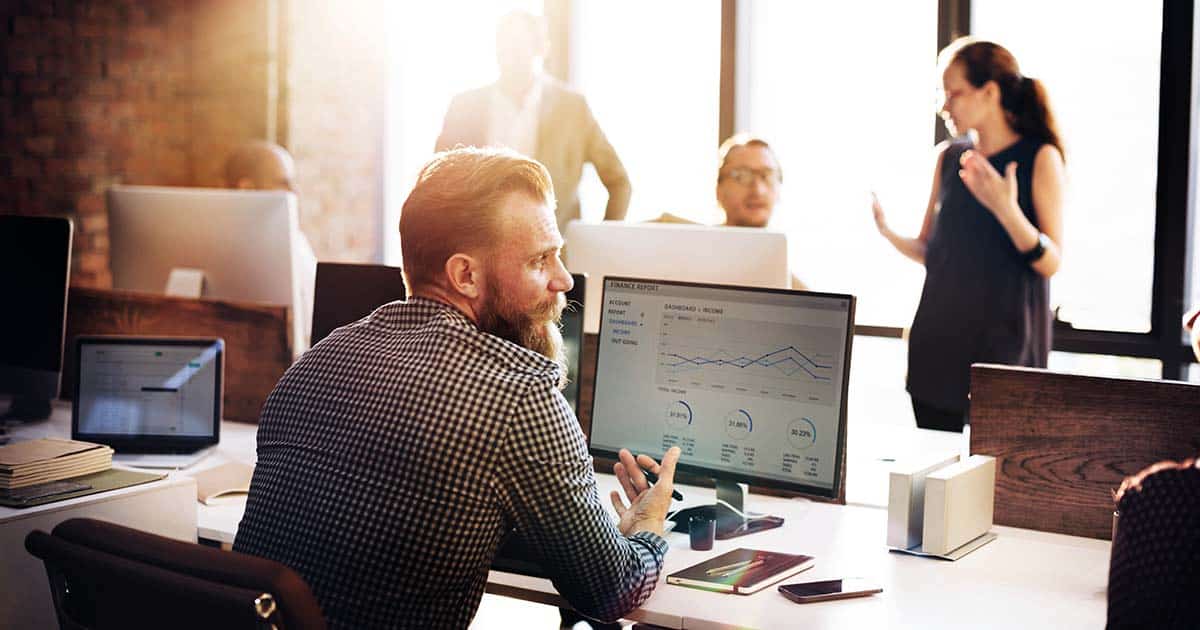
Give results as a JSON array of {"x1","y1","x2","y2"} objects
[
  {"x1": 872, "y1": 146, "x2": 945, "y2": 265},
  {"x1": 958, "y1": 144, "x2": 1065, "y2": 277}
]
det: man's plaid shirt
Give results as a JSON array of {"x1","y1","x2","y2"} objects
[{"x1": 234, "y1": 298, "x2": 668, "y2": 628}]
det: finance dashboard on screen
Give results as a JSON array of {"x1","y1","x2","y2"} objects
[{"x1": 588, "y1": 277, "x2": 855, "y2": 496}]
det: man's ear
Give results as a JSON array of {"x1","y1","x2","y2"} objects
[{"x1": 444, "y1": 253, "x2": 482, "y2": 300}]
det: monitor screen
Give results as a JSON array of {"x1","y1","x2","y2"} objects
[
  {"x1": 588, "y1": 277, "x2": 855, "y2": 498},
  {"x1": 0, "y1": 215, "x2": 72, "y2": 403},
  {"x1": 74, "y1": 338, "x2": 222, "y2": 444},
  {"x1": 107, "y1": 185, "x2": 316, "y2": 357}
]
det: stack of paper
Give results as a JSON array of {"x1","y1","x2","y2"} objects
[{"x1": 0, "y1": 438, "x2": 113, "y2": 490}]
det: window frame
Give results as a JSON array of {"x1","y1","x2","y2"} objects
[{"x1": 545, "y1": 0, "x2": 1199, "y2": 377}]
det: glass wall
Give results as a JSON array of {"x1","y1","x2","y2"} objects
[
  {"x1": 572, "y1": 0, "x2": 722, "y2": 223},
  {"x1": 972, "y1": 1, "x2": 1164, "y2": 333}
]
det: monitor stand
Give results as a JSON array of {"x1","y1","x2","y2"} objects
[
  {"x1": 668, "y1": 479, "x2": 785, "y2": 540},
  {"x1": 0, "y1": 397, "x2": 52, "y2": 445},
  {"x1": 1, "y1": 396, "x2": 51, "y2": 421}
]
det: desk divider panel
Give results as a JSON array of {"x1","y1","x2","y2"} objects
[
  {"x1": 969, "y1": 364, "x2": 1200, "y2": 540},
  {"x1": 62, "y1": 287, "x2": 292, "y2": 423}
]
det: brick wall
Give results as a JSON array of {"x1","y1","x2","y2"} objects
[
  {"x1": 286, "y1": 0, "x2": 385, "y2": 262},
  {"x1": 1, "y1": 0, "x2": 384, "y2": 287},
  {"x1": 1, "y1": 0, "x2": 195, "y2": 288}
]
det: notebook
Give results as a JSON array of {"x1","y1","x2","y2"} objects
[{"x1": 667, "y1": 548, "x2": 814, "y2": 595}]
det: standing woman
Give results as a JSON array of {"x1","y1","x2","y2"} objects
[{"x1": 872, "y1": 38, "x2": 1066, "y2": 431}]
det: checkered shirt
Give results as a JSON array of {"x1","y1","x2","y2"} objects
[{"x1": 233, "y1": 298, "x2": 668, "y2": 629}]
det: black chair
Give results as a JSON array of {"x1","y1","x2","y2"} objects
[
  {"x1": 25, "y1": 517, "x2": 325, "y2": 630},
  {"x1": 1108, "y1": 458, "x2": 1200, "y2": 629},
  {"x1": 310, "y1": 262, "x2": 406, "y2": 347}
]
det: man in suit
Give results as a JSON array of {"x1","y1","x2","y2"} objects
[{"x1": 435, "y1": 10, "x2": 630, "y2": 234}]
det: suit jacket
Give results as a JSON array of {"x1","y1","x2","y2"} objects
[{"x1": 435, "y1": 77, "x2": 631, "y2": 233}]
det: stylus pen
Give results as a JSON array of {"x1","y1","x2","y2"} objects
[
  {"x1": 715, "y1": 559, "x2": 764, "y2": 578},
  {"x1": 640, "y1": 467, "x2": 684, "y2": 501},
  {"x1": 705, "y1": 559, "x2": 754, "y2": 575}
]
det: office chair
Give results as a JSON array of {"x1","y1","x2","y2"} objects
[
  {"x1": 1107, "y1": 458, "x2": 1200, "y2": 629},
  {"x1": 25, "y1": 518, "x2": 325, "y2": 630},
  {"x1": 310, "y1": 262, "x2": 406, "y2": 347}
]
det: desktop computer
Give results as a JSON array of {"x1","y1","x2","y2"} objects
[
  {"x1": 564, "y1": 221, "x2": 790, "y2": 334},
  {"x1": 588, "y1": 276, "x2": 855, "y2": 538},
  {"x1": 107, "y1": 185, "x2": 317, "y2": 358},
  {"x1": 0, "y1": 215, "x2": 73, "y2": 422}
]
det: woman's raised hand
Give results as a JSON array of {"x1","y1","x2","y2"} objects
[{"x1": 958, "y1": 150, "x2": 1019, "y2": 220}]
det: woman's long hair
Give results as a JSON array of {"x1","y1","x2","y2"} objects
[{"x1": 940, "y1": 38, "x2": 1065, "y2": 161}]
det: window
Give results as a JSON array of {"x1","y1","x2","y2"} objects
[
  {"x1": 1047, "y1": 352, "x2": 1162, "y2": 380},
  {"x1": 571, "y1": 0, "x2": 722, "y2": 223},
  {"x1": 971, "y1": 1, "x2": 1164, "y2": 333},
  {"x1": 383, "y1": 1, "x2": 543, "y2": 265},
  {"x1": 738, "y1": 0, "x2": 939, "y2": 327}
]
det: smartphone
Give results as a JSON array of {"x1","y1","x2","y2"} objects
[{"x1": 778, "y1": 578, "x2": 882, "y2": 603}]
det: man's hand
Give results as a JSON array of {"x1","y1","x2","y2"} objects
[{"x1": 610, "y1": 447, "x2": 681, "y2": 537}]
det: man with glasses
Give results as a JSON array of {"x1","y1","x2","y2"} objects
[
  {"x1": 653, "y1": 134, "x2": 805, "y2": 288},
  {"x1": 716, "y1": 134, "x2": 806, "y2": 289},
  {"x1": 715, "y1": 133, "x2": 783, "y2": 229}
]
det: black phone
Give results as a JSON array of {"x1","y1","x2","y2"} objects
[{"x1": 778, "y1": 578, "x2": 882, "y2": 603}]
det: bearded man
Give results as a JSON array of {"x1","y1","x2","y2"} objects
[{"x1": 234, "y1": 147, "x2": 678, "y2": 630}]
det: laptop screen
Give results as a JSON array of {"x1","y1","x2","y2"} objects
[{"x1": 73, "y1": 338, "x2": 223, "y2": 447}]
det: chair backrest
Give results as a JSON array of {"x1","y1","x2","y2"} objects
[
  {"x1": 25, "y1": 518, "x2": 325, "y2": 630},
  {"x1": 1108, "y1": 459, "x2": 1200, "y2": 628},
  {"x1": 969, "y1": 364, "x2": 1200, "y2": 539},
  {"x1": 310, "y1": 262, "x2": 406, "y2": 347}
]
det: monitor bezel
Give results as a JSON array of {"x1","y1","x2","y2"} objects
[
  {"x1": 72, "y1": 336, "x2": 224, "y2": 452},
  {"x1": 586, "y1": 275, "x2": 856, "y2": 502}
]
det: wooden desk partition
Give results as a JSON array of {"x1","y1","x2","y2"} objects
[
  {"x1": 62, "y1": 287, "x2": 292, "y2": 423},
  {"x1": 969, "y1": 364, "x2": 1200, "y2": 539}
]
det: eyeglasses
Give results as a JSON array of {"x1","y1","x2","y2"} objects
[{"x1": 720, "y1": 167, "x2": 781, "y2": 187}]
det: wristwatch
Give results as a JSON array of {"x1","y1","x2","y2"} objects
[{"x1": 1021, "y1": 232, "x2": 1051, "y2": 263}]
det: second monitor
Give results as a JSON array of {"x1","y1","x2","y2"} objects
[
  {"x1": 588, "y1": 277, "x2": 855, "y2": 538},
  {"x1": 565, "y1": 221, "x2": 790, "y2": 334}
]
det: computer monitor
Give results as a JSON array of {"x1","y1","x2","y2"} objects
[
  {"x1": 0, "y1": 215, "x2": 72, "y2": 420},
  {"x1": 564, "y1": 221, "x2": 790, "y2": 334},
  {"x1": 588, "y1": 276, "x2": 855, "y2": 539},
  {"x1": 561, "y1": 273, "x2": 586, "y2": 413},
  {"x1": 107, "y1": 185, "x2": 317, "y2": 358}
]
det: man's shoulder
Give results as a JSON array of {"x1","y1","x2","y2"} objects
[
  {"x1": 445, "y1": 85, "x2": 495, "y2": 114},
  {"x1": 392, "y1": 299, "x2": 564, "y2": 383},
  {"x1": 540, "y1": 77, "x2": 588, "y2": 110}
]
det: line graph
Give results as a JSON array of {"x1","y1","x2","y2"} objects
[
  {"x1": 656, "y1": 312, "x2": 842, "y2": 404},
  {"x1": 662, "y1": 345, "x2": 833, "y2": 380}
]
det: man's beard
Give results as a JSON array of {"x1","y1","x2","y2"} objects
[{"x1": 478, "y1": 285, "x2": 569, "y2": 390}]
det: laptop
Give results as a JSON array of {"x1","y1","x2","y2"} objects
[{"x1": 72, "y1": 336, "x2": 223, "y2": 469}]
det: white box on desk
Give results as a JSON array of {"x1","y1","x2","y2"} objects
[
  {"x1": 922, "y1": 454, "x2": 996, "y2": 556},
  {"x1": 887, "y1": 453, "x2": 960, "y2": 550}
]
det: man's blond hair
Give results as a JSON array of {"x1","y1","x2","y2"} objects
[{"x1": 399, "y1": 147, "x2": 555, "y2": 292}]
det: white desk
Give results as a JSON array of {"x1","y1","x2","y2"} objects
[
  {"x1": 486, "y1": 476, "x2": 1110, "y2": 630},
  {"x1": 17, "y1": 404, "x2": 1104, "y2": 629},
  {"x1": 1, "y1": 404, "x2": 198, "y2": 629},
  {"x1": 194, "y1": 425, "x2": 1108, "y2": 629}
]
